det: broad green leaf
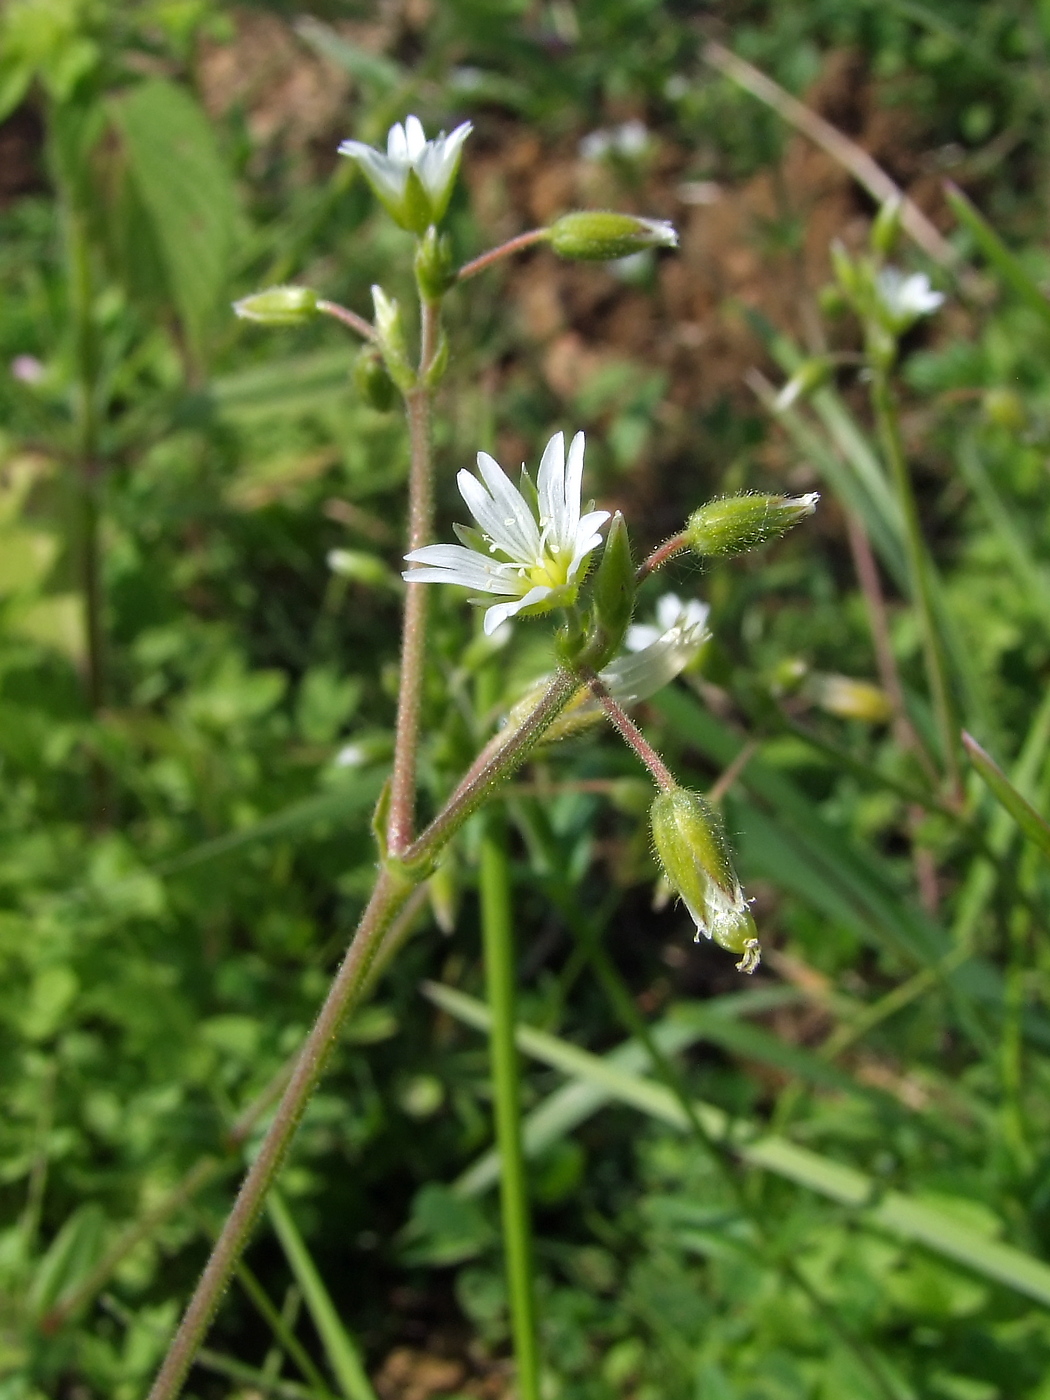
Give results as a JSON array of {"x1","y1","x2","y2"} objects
[
  {"x1": 963, "y1": 731, "x2": 1050, "y2": 862},
  {"x1": 427, "y1": 983, "x2": 1050, "y2": 1310},
  {"x1": 30, "y1": 1204, "x2": 106, "y2": 1317},
  {"x1": 267, "y1": 1189, "x2": 377, "y2": 1400},
  {"x1": 111, "y1": 79, "x2": 239, "y2": 361}
]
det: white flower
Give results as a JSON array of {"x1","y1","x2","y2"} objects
[
  {"x1": 403, "y1": 431, "x2": 609, "y2": 636},
  {"x1": 625, "y1": 593, "x2": 709, "y2": 654},
  {"x1": 874, "y1": 267, "x2": 943, "y2": 330},
  {"x1": 338, "y1": 114, "x2": 472, "y2": 232}
]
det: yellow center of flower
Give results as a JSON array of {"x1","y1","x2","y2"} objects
[{"x1": 526, "y1": 545, "x2": 570, "y2": 591}]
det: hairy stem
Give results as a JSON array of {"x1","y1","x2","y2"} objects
[
  {"x1": 147, "y1": 669, "x2": 576, "y2": 1399},
  {"x1": 404, "y1": 669, "x2": 579, "y2": 863},
  {"x1": 635, "y1": 531, "x2": 688, "y2": 583},
  {"x1": 581, "y1": 670, "x2": 677, "y2": 791},
  {"x1": 146, "y1": 868, "x2": 413, "y2": 1400},
  {"x1": 480, "y1": 809, "x2": 541, "y2": 1400},
  {"x1": 388, "y1": 300, "x2": 441, "y2": 854},
  {"x1": 317, "y1": 300, "x2": 376, "y2": 340},
  {"x1": 457, "y1": 229, "x2": 549, "y2": 281},
  {"x1": 870, "y1": 369, "x2": 961, "y2": 795}
]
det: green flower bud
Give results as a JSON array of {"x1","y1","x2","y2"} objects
[
  {"x1": 650, "y1": 788, "x2": 760, "y2": 972},
  {"x1": 371, "y1": 285, "x2": 415, "y2": 392},
  {"x1": 549, "y1": 211, "x2": 678, "y2": 262},
  {"x1": 233, "y1": 285, "x2": 318, "y2": 326},
  {"x1": 870, "y1": 195, "x2": 903, "y2": 259},
  {"x1": 686, "y1": 492, "x2": 818, "y2": 558},
  {"x1": 415, "y1": 225, "x2": 457, "y2": 302},
  {"x1": 576, "y1": 511, "x2": 635, "y2": 669},
  {"x1": 354, "y1": 347, "x2": 398, "y2": 411},
  {"x1": 830, "y1": 240, "x2": 862, "y2": 299}
]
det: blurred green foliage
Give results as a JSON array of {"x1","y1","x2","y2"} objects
[{"x1": 2, "y1": 1, "x2": 1050, "y2": 1398}]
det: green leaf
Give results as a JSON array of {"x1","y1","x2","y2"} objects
[
  {"x1": 30, "y1": 1204, "x2": 106, "y2": 1318},
  {"x1": 110, "y1": 79, "x2": 240, "y2": 361},
  {"x1": 267, "y1": 1189, "x2": 378, "y2": 1400},
  {"x1": 963, "y1": 731, "x2": 1050, "y2": 862}
]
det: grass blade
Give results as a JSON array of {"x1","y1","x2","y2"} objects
[
  {"x1": 963, "y1": 731, "x2": 1050, "y2": 862},
  {"x1": 946, "y1": 183, "x2": 1050, "y2": 329},
  {"x1": 267, "y1": 1189, "x2": 377, "y2": 1400},
  {"x1": 425, "y1": 983, "x2": 1050, "y2": 1309}
]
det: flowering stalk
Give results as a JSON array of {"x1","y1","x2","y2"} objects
[
  {"x1": 388, "y1": 300, "x2": 441, "y2": 854},
  {"x1": 579, "y1": 668, "x2": 677, "y2": 792}
]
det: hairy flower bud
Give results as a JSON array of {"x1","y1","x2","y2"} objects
[
  {"x1": 575, "y1": 511, "x2": 635, "y2": 669},
  {"x1": 354, "y1": 347, "x2": 398, "y2": 411},
  {"x1": 686, "y1": 492, "x2": 818, "y2": 558},
  {"x1": 414, "y1": 225, "x2": 457, "y2": 302},
  {"x1": 650, "y1": 788, "x2": 760, "y2": 972},
  {"x1": 233, "y1": 285, "x2": 318, "y2": 326},
  {"x1": 371, "y1": 285, "x2": 415, "y2": 392},
  {"x1": 549, "y1": 211, "x2": 678, "y2": 262}
]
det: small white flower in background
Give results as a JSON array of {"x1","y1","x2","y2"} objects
[
  {"x1": 579, "y1": 119, "x2": 650, "y2": 163},
  {"x1": 625, "y1": 593, "x2": 709, "y2": 654},
  {"x1": 404, "y1": 430, "x2": 610, "y2": 635},
  {"x1": 338, "y1": 114, "x2": 472, "y2": 232},
  {"x1": 874, "y1": 267, "x2": 943, "y2": 331}
]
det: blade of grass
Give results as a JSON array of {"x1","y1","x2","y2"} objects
[
  {"x1": 963, "y1": 731, "x2": 1050, "y2": 862},
  {"x1": 196, "y1": 1347, "x2": 328, "y2": 1400},
  {"x1": 945, "y1": 183, "x2": 1050, "y2": 328},
  {"x1": 453, "y1": 989, "x2": 803, "y2": 1197},
  {"x1": 267, "y1": 1188, "x2": 377, "y2": 1400},
  {"x1": 478, "y1": 808, "x2": 541, "y2": 1400},
  {"x1": 425, "y1": 983, "x2": 1050, "y2": 1310}
]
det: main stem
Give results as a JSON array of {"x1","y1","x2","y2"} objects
[
  {"x1": 870, "y1": 369, "x2": 960, "y2": 795},
  {"x1": 387, "y1": 300, "x2": 441, "y2": 854},
  {"x1": 479, "y1": 808, "x2": 541, "y2": 1400},
  {"x1": 146, "y1": 868, "x2": 413, "y2": 1400},
  {"x1": 148, "y1": 669, "x2": 577, "y2": 1400}
]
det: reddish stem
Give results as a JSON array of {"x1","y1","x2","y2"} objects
[
  {"x1": 636, "y1": 532, "x2": 688, "y2": 583},
  {"x1": 316, "y1": 300, "x2": 375, "y2": 340},
  {"x1": 457, "y1": 230, "x2": 550, "y2": 282}
]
